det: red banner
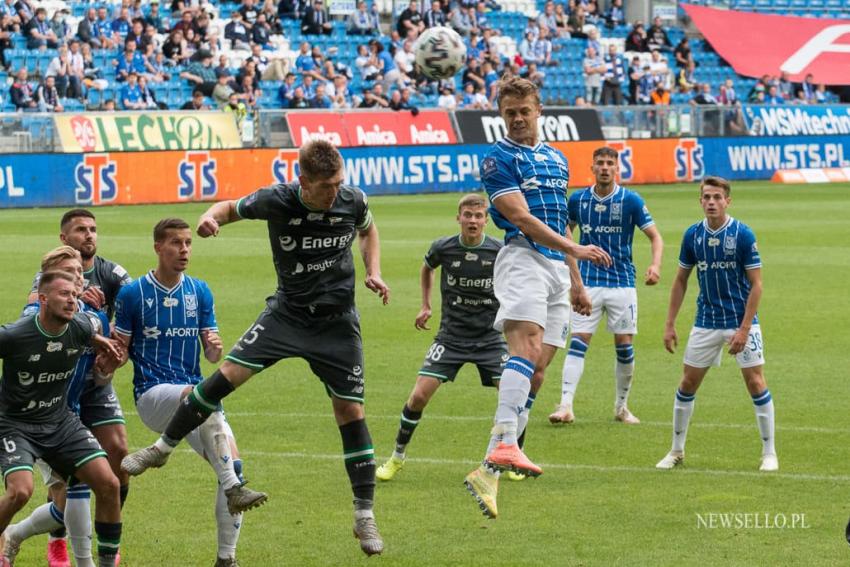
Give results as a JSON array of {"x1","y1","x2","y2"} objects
[
  {"x1": 683, "y1": 4, "x2": 850, "y2": 85},
  {"x1": 285, "y1": 110, "x2": 457, "y2": 147}
]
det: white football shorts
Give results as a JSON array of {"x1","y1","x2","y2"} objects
[
  {"x1": 35, "y1": 459, "x2": 63, "y2": 487},
  {"x1": 493, "y1": 242, "x2": 572, "y2": 348},
  {"x1": 135, "y1": 383, "x2": 234, "y2": 458},
  {"x1": 684, "y1": 325, "x2": 765, "y2": 369},
  {"x1": 570, "y1": 287, "x2": 638, "y2": 335}
]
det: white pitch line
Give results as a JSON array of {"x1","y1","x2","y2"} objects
[
  {"x1": 122, "y1": 410, "x2": 848, "y2": 435},
  {"x1": 199, "y1": 449, "x2": 850, "y2": 484}
]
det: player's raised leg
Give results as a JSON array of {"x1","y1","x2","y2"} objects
[
  {"x1": 121, "y1": 362, "x2": 266, "y2": 516},
  {"x1": 377, "y1": 376, "x2": 441, "y2": 481},
  {"x1": 485, "y1": 321, "x2": 544, "y2": 477}
]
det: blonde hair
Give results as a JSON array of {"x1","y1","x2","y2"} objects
[
  {"x1": 41, "y1": 246, "x2": 82, "y2": 272},
  {"x1": 496, "y1": 76, "x2": 541, "y2": 107}
]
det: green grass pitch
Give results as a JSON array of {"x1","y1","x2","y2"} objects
[{"x1": 0, "y1": 181, "x2": 848, "y2": 566}]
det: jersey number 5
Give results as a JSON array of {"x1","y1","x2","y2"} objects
[{"x1": 241, "y1": 324, "x2": 266, "y2": 345}]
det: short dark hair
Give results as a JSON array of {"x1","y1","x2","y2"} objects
[
  {"x1": 592, "y1": 146, "x2": 618, "y2": 161},
  {"x1": 700, "y1": 175, "x2": 731, "y2": 196},
  {"x1": 299, "y1": 139, "x2": 344, "y2": 180},
  {"x1": 153, "y1": 218, "x2": 191, "y2": 242},
  {"x1": 38, "y1": 270, "x2": 76, "y2": 293},
  {"x1": 496, "y1": 76, "x2": 540, "y2": 107},
  {"x1": 60, "y1": 209, "x2": 95, "y2": 230}
]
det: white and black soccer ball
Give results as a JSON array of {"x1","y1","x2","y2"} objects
[{"x1": 414, "y1": 27, "x2": 467, "y2": 81}]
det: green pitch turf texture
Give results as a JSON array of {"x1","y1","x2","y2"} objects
[{"x1": 0, "y1": 181, "x2": 848, "y2": 566}]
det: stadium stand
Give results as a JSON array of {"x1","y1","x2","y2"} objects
[{"x1": 0, "y1": 0, "x2": 842, "y2": 118}]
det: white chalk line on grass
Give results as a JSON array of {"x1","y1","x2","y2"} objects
[
  {"x1": 158, "y1": 448, "x2": 850, "y2": 484},
  {"x1": 122, "y1": 410, "x2": 848, "y2": 435}
]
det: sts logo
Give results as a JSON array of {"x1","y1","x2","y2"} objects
[
  {"x1": 271, "y1": 150, "x2": 300, "y2": 184},
  {"x1": 75, "y1": 154, "x2": 117, "y2": 205},
  {"x1": 178, "y1": 152, "x2": 217, "y2": 200},
  {"x1": 606, "y1": 141, "x2": 633, "y2": 182},
  {"x1": 674, "y1": 139, "x2": 704, "y2": 181}
]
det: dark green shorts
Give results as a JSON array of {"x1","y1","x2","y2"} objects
[
  {"x1": 79, "y1": 381, "x2": 126, "y2": 429},
  {"x1": 225, "y1": 302, "x2": 366, "y2": 403},
  {"x1": 418, "y1": 339, "x2": 509, "y2": 387},
  {"x1": 0, "y1": 412, "x2": 107, "y2": 481}
]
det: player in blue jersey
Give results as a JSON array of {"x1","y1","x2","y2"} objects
[
  {"x1": 113, "y1": 218, "x2": 265, "y2": 567},
  {"x1": 550, "y1": 147, "x2": 663, "y2": 425},
  {"x1": 656, "y1": 176, "x2": 777, "y2": 472},
  {"x1": 463, "y1": 76, "x2": 611, "y2": 519},
  {"x1": 4, "y1": 246, "x2": 113, "y2": 567}
]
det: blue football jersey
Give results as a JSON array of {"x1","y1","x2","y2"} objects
[
  {"x1": 114, "y1": 271, "x2": 218, "y2": 401},
  {"x1": 20, "y1": 300, "x2": 109, "y2": 415},
  {"x1": 481, "y1": 138, "x2": 570, "y2": 261},
  {"x1": 678, "y1": 217, "x2": 761, "y2": 329},
  {"x1": 568, "y1": 185, "x2": 654, "y2": 288}
]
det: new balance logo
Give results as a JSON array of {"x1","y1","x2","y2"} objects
[
  {"x1": 288, "y1": 218, "x2": 302, "y2": 225},
  {"x1": 28, "y1": 354, "x2": 40, "y2": 362}
]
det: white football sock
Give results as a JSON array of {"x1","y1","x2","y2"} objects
[
  {"x1": 215, "y1": 484, "x2": 242, "y2": 559},
  {"x1": 614, "y1": 344, "x2": 635, "y2": 410},
  {"x1": 491, "y1": 357, "x2": 534, "y2": 446},
  {"x1": 199, "y1": 412, "x2": 241, "y2": 490},
  {"x1": 672, "y1": 389, "x2": 696, "y2": 454},
  {"x1": 66, "y1": 484, "x2": 94, "y2": 567},
  {"x1": 752, "y1": 390, "x2": 776, "y2": 456},
  {"x1": 560, "y1": 338, "x2": 589, "y2": 406},
  {"x1": 13, "y1": 501, "x2": 63, "y2": 540}
]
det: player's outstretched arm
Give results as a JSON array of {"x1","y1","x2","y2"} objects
[
  {"x1": 492, "y1": 192, "x2": 612, "y2": 267},
  {"x1": 728, "y1": 268, "x2": 762, "y2": 355},
  {"x1": 643, "y1": 225, "x2": 664, "y2": 285},
  {"x1": 197, "y1": 200, "x2": 242, "y2": 237},
  {"x1": 664, "y1": 266, "x2": 691, "y2": 353},
  {"x1": 415, "y1": 264, "x2": 435, "y2": 330},
  {"x1": 358, "y1": 222, "x2": 390, "y2": 305}
]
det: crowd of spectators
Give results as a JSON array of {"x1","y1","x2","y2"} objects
[{"x1": 0, "y1": 0, "x2": 841, "y2": 117}]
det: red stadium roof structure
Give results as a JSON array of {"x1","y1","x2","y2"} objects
[{"x1": 683, "y1": 4, "x2": 850, "y2": 85}]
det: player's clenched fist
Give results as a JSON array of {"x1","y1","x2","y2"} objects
[{"x1": 197, "y1": 216, "x2": 220, "y2": 238}]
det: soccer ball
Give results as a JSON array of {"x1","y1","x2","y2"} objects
[{"x1": 414, "y1": 27, "x2": 467, "y2": 80}]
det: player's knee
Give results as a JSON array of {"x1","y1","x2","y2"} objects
[
  {"x1": 99, "y1": 428, "x2": 128, "y2": 458},
  {"x1": 5, "y1": 480, "x2": 33, "y2": 510},
  {"x1": 90, "y1": 470, "x2": 120, "y2": 500}
]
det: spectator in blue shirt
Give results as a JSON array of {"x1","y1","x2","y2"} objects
[
  {"x1": 309, "y1": 83, "x2": 332, "y2": 107},
  {"x1": 120, "y1": 71, "x2": 145, "y2": 109},
  {"x1": 94, "y1": 6, "x2": 117, "y2": 49},
  {"x1": 278, "y1": 72, "x2": 297, "y2": 104},
  {"x1": 111, "y1": 6, "x2": 131, "y2": 42}
]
